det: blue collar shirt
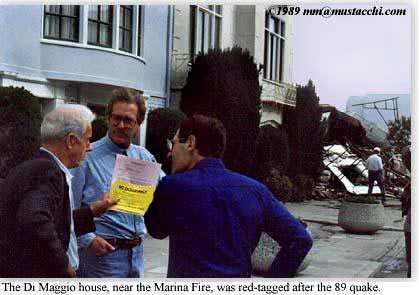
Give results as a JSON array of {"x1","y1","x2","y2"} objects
[{"x1": 71, "y1": 135, "x2": 165, "y2": 248}]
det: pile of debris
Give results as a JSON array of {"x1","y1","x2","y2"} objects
[
  {"x1": 316, "y1": 143, "x2": 409, "y2": 199},
  {"x1": 317, "y1": 104, "x2": 409, "y2": 200}
]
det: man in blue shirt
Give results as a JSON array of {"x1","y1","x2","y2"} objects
[
  {"x1": 72, "y1": 88, "x2": 164, "y2": 277},
  {"x1": 144, "y1": 115, "x2": 313, "y2": 277}
]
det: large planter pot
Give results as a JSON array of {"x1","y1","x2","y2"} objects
[
  {"x1": 338, "y1": 201, "x2": 386, "y2": 234},
  {"x1": 251, "y1": 232, "x2": 311, "y2": 276}
]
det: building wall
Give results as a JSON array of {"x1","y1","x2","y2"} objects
[
  {"x1": 172, "y1": 5, "x2": 191, "y2": 55},
  {"x1": 0, "y1": 11, "x2": 4, "y2": 64},
  {"x1": 0, "y1": 5, "x2": 169, "y2": 100},
  {"x1": 0, "y1": 5, "x2": 170, "y2": 146},
  {"x1": 233, "y1": 5, "x2": 294, "y2": 83},
  {"x1": 260, "y1": 104, "x2": 283, "y2": 126},
  {"x1": 221, "y1": 5, "x2": 237, "y2": 49},
  {"x1": 170, "y1": 4, "x2": 295, "y2": 126}
]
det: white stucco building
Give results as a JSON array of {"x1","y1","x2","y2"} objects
[
  {"x1": 0, "y1": 4, "x2": 172, "y2": 145},
  {"x1": 170, "y1": 4, "x2": 296, "y2": 127}
]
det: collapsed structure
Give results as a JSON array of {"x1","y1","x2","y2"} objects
[{"x1": 318, "y1": 105, "x2": 409, "y2": 198}]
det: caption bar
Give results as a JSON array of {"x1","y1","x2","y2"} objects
[{"x1": 0, "y1": 281, "x2": 384, "y2": 295}]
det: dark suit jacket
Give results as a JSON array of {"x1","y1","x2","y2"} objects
[{"x1": 0, "y1": 150, "x2": 95, "y2": 277}]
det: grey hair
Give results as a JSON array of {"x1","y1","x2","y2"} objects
[{"x1": 41, "y1": 103, "x2": 96, "y2": 142}]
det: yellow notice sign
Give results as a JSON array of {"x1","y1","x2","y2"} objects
[
  {"x1": 109, "y1": 155, "x2": 161, "y2": 216},
  {"x1": 110, "y1": 180, "x2": 156, "y2": 215}
]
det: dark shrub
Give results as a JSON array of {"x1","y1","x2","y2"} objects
[
  {"x1": 146, "y1": 107, "x2": 186, "y2": 174},
  {"x1": 0, "y1": 86, "x2": 42, "y2": 178},
  {"x1": 401, "y1": 146, "x2": 411, "y2": 172},
  {"x1": 293, "y1": 174, "x2": 315, "y2": 202},
  {"x1": 91, "y1": 116, "x2": 108, "y2": 142},
  {"x1": 180, "y1": 46, "x2": 261, "y2": 175},
  {"x1": 284, "y1": 80, "x2": 323, "y2": 179},
  {"x1": 262, "y1": 165, "x2": 294, "y2": 203},
  {"x1": 387, "y1": 116, "x2": 411, "y2": 154},
  {"x1": 254, "y1": 125, "x2": 290, "y2": 180}
]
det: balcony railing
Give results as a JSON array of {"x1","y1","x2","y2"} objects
[
  {"x1": 171, "y1": 53, "x2": 297, "y2": 108},
  {"x1": 261, "y1": 79, "x2": 297, "y2": 107}
]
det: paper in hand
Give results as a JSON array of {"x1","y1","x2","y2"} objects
[{"x1": 110, "y1": 154, "x2": 161, "y2": 215}]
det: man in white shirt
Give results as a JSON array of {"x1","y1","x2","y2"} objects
[{"x1": 366, "y1": 147, "x2": 386, "y2": 205}]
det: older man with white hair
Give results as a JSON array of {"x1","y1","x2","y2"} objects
[
  {"x1": 0, "y1": 104, "x2": 117, "y2": 278},
  {"x1": 366, "y1": 147, "x2": 386, "y2": 205}
]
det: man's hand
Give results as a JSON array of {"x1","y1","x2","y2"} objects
[
  {"x1": 89, "y1": 192, "x2": 119, "y2": 217},
  {"x1": 66, "y1": 264, "x2": 76, "y2": 278},
  {"x1": 87, "y1": 236, "x2": 115, "y2": 256}
]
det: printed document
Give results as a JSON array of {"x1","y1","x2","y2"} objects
[{"x1": 110, "y1": 154, "x2": 161, "y2": 215}]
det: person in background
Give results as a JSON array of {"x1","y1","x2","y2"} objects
[
  {"x1": 366, "y1": 147, "x2": 386, "y2": 205},
  {"x1": 401, "y1": 146, "x2": 411, "y2": 278},
  {"x1": 0, "y1": 104, "x2": 117, "y2": 277},
  {"x1": 145, "y1": 115, "x2": 313, "y2": 278},
  {"x1": 72, "y1": 88, "x2": 164, "y2": 278}
]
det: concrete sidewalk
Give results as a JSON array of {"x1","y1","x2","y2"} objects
[{"x1": 143, "y1": 199, "x2": 407, "y2": 278}]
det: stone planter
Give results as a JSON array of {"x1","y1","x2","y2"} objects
[
  {"x1": 338, "y1": 201, "x2": 385, "y2": 234},
  {"x1": 251, "y1": 232, "x2": 311, "y2": 276}
]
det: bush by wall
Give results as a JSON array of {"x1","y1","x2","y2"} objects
[
  {"x1": 146, "y1": 107, "x2": 186, "y2": 174},
  {"x1": 180, "y1": 46, "x2": 261, "y2": 176},
  {"x1": 254, "y1": 125, "x2": 290, "y2": 179},
  {"x1": 0, "y1": 86, "x2": 42, "y2": 178},
  {"x1": 283, "y1": 80, "x2": 323, "y2": 179},
  {"x1": 91, "y1": 115, "x2": 108, "y2": 142},
  {"x1": 293, "y1": 174, "x2": 315, "y2": 202},
  {"x1": 262, "y1": 165, "x2": 294, "y2": 203}
]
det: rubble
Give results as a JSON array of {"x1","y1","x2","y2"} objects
[
  {"x1": 318, "y1": 105, "x2": 409, "y2": 199},
  {"x1": 320, "y1": 144, "x2": 408, "y2": 198}
]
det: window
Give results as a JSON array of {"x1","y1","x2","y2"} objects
[
  {"x1": 190, "y1": 5, "x2": 222, "y2": 55},
  {"x1": 137, "y1": 6, "x2": 143, "y2": 56},
  {"x1": 88, "y1": 5, "x2": 113, "y2": 47},
  {"x1": 44, "y1": 5, "x2": 80, "y2": 42},
  {"x1": 263, "y1": 12, "x2": 286, "y2": 82},
  {"x1": 43, "y1": 5, "x2": 145, "y2": 58},
  {"x1": 119, "y1": 5, "x2": 133, "y2": 52}
]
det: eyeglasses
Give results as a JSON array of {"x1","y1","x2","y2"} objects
[
  {"x1": 167, "y1": 139, "x2": 175, "y2": 151},
  {"x1": 109, "y1": 114, "x2": 137, "y2": 127},
  {"x1": 167, "y1": 138, "x2": 187, "y2": 151}
]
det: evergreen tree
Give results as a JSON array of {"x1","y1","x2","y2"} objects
[
  {"x1": 387, "y1": 116, "x2": 411, "y2": 154},
  {"x1": 284, "y1": 80, "x2": 323, "y2": 179},
  {"x1": 146, "y1": 108, "x2": 186, "y2": 174},
  {"x1": 180, "y1": 47, "x2": 261, "y2": 175},
  {"x1": 0, "y1": 86, "x2": 42, "y2": 178},
  {"x1": 254, "y1": 125, "x2": 290, "y2": 179},
  {"x1": 91, "y1": 116, "x2": 108, "y2": 142}
]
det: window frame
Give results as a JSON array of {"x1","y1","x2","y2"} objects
[
  {"x1": 137, "y1": 6, "x2": 143, "y2": 56},
  {"x1": 41, "y1": 5, "x2": 146, "y2": 63},
  {"x1": 87, "y1": 5, "x2": 113, "y2": 48},
  {"x1": 263, "y1": 12, "x2": 286, "y2": 82},
  {"x1": 43, "y1": 5, "x2": 80, "y2": 42},
  {"x1": 190, "y1": 5, "x2": 222, "y2": 56},
  {"x1": 119, "y1": 5, "x2": 134, "y2": 53}
]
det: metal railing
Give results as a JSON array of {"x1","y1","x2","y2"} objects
[
  {"x1": 261, "y1": 79, "x2": 297, "y2": 107},
  {"x1": 171, "y1": 53, "x2": 297, "y2": 109}
]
